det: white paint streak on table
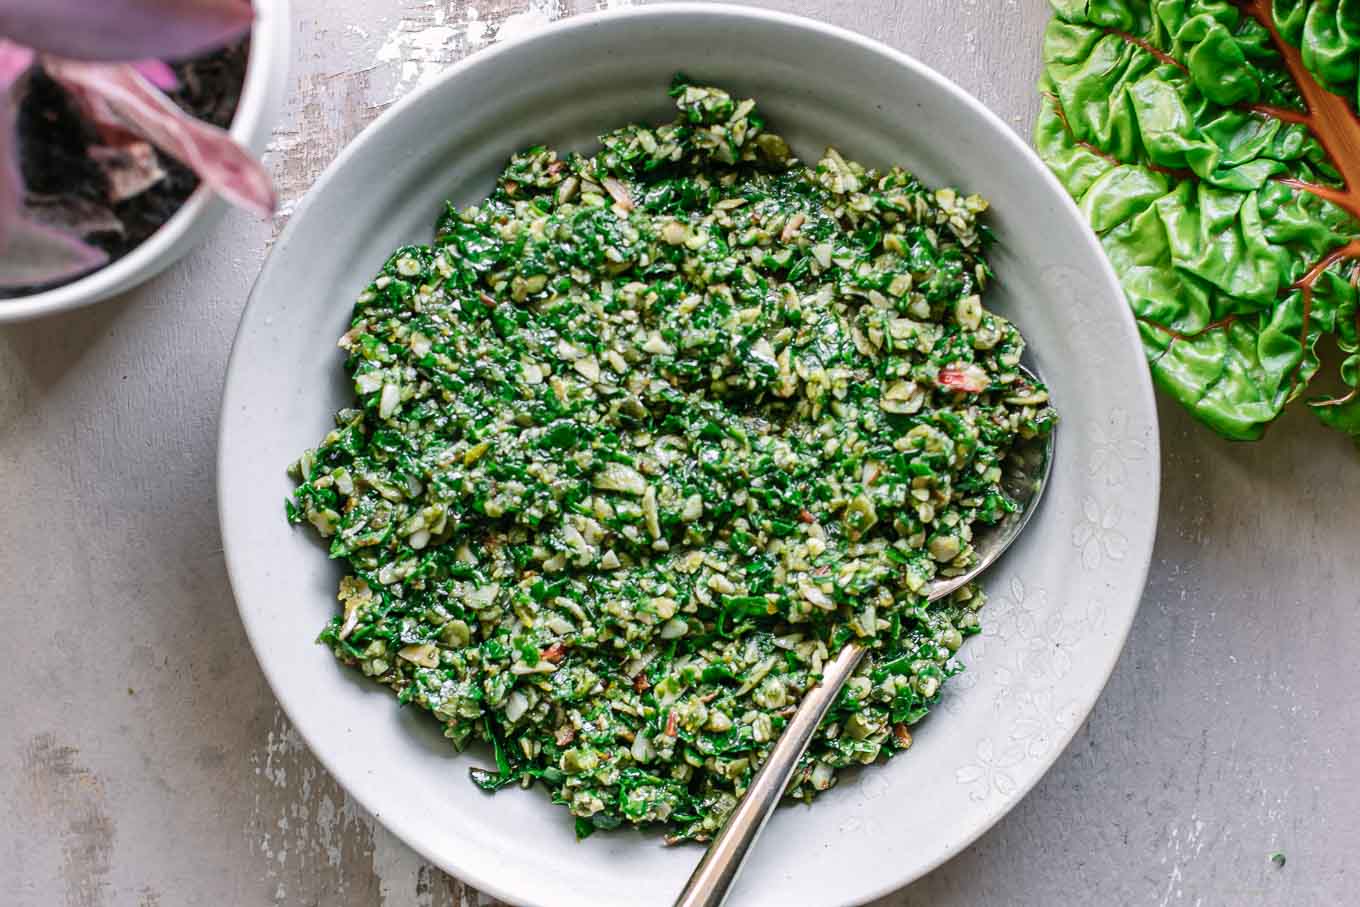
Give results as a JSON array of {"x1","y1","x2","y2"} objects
[{"x1": 2, "y1": 1, "x2": 1357, "y2": 904}]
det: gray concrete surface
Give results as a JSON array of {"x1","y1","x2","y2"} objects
[{"x1": 3, "y1": 1, "x2": 1357, "y2": 905}]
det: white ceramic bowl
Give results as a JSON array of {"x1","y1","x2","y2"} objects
[
  {"x1": 218, "y1": 6, "x2": 1159, "y2": 906},
  {"x1": 0, "y1": 0, "x2": 291, "y2": 323}
]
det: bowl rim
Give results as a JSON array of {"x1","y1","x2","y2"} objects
[
  {"x1": 219, "y1": 5, "x2": 1161, "y2": 904},
  {"x1": 0, "y1": 0, "x2": 292, "y2": 323}
]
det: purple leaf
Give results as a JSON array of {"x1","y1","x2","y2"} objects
[
  {"x1": 0, "y1": 43, "x2": 107, "y2": 289},
  {"x1": 131, "y1": 59, "x2": 178, "y2": 91},
  {"x1": 0, "y1": 214, "x2": 109, "y2": 289},
  {"x1": 0, "y1": 0, "x2": 252, "y2": 63},
  {"x1": 52, "y1": 76, "x2": 141, "y2": 146},
  {"x1": 0, "y1": 40, "x2": 33, "y2": 84},
  {"x1": 44, "y1": 60, "x2": 275, "y2": 218},
  {"x1": 24, "y1": 193, "x2": 124, "y2": 238},
  {"x1": 0, "y1": 41, "x2": 34, "y2": 247}
]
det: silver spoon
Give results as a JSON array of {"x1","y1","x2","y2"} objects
[{"x1": 674, "y1": 364, "x2": 1056, "y2": 907}]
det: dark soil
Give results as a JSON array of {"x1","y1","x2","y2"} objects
[{"x1": 5, "y1": 40, "x2": 249, "y2": 297}]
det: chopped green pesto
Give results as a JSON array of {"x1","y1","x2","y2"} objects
[{"x1": 288, "y1": 78, "x2": 1056, "y2": 842}]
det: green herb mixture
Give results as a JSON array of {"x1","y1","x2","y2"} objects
[{"x1": 288, "y1": 79, "x2": 1055, "y2": 841}]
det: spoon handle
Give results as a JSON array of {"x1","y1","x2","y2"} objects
[{"x1": 673, "y1": 641, "x2": 868, "y2": 907}]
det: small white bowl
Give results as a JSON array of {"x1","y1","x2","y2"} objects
[
  {"x1": 219, "y1": 6, "x2": 1160, "y2": 906},
  {"x1": 0, "y1": 0, "x2": 291, "y2": 323}
]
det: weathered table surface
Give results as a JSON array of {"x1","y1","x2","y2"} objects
[{"x1": 4, "y1": 1, "x2": 1357, "y2": 905}]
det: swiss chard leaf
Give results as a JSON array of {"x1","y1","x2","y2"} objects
[{"x1": 1037, "y1": 0, "x2": 1360, "y2": 442}]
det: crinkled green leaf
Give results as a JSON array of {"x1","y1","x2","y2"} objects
[
  {"x1": 1295, "y1": 0, "x2": 1360, "y2": 106},
  {"x1": 1038, "y1": 0, "x2": 1360, "y2": 442}
]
